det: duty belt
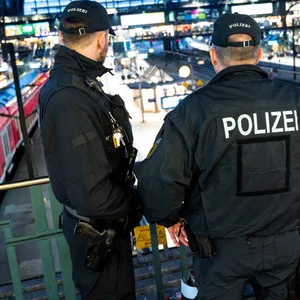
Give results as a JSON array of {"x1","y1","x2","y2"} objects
[{"x1": 64, "y1": 205, "x2": 91, "y2": 223}]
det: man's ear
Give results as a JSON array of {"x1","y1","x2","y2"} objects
[
  {"x1": 59, "y1": 31, "x2": 64, "y2": 44},
  {"x1": 257, "y1": 47, "x2": 263, "y2": 64},
  {"x1": 209, "y1": 48, "x2": 218, "y2": 66},
  {"x1": 96, "y1": 31, "x2": 107, "y2": 47},
  {"x1": 96, "y1": 32, "x2": 102, "y2": 47}
]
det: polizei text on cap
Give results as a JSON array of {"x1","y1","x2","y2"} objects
[
  {"x1": 68, "y1": 8, "x2": 88, "y2": 13},
  {"x1": 229, "y1": 23, "x2": 251, "y2": 29}
]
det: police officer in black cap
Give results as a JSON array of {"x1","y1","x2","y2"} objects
[
  {"x1": 38, "y1": 1, "x2": 140, "y2": 299},
  {"x1": 135, "y1": 13, "x2": 300, "y2": 300}
]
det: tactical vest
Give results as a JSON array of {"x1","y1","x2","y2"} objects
[
  {"x1": 171, "y1": 77, "x2": 300, "y2": 239},
  {"x1": 38, "y1": 72, "x2": 133, "y2": 179}
]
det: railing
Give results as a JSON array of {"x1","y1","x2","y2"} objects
[
  {"x1": 163, "y1": 50, "x2": 300, "y2": 84},
  {"x1": 0, "y1": 178, "x2": 76, "y2": 300},
  {"x1": 260, "y1": 66, "x2": 300, "y2": 82},
  {"x1": 0, "y1": 178, "x2": 190, "y2": 300}
]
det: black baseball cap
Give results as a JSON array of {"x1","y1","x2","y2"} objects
[
  {"x1": 60, "y1": 0, "x2": 115, "y2": 36},
  {"x1": 212, "y1": 13, "x2": 260, "y2": 47}
]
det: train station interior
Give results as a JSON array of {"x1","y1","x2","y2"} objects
[{"x1": 0, "y1": 0, "x2": 300, "y2": 299}]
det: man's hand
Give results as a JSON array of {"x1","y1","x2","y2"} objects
[{"x1": 167, "y1": 222, "x2": 189, "y2": 247}]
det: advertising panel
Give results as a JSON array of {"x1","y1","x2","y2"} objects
[
  {"x1": 231, "y1": 3, "x2": 273, "y2": 15},
  {"x1": 5, "y1": 22, "x2": 50, "y2": 37},
  {"x1": 121, "y1": 12, "x2": 165, "y2": 27}
]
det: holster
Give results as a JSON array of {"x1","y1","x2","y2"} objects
[
  {"x1": 184, "y1": 223, "x2": 217, "y2": 258},
  {"x1": 73, "y1": 220, "x2": 115, "y2": 272},
  {"x1": 85, "y1": 240, "x2": 108, "y2": 272}
]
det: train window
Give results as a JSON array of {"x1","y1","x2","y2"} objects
[
  {"x1": 3, "y1": 89, "x2": 15, "y2": 99},
  {"x1": 14, "y1": 119, "x2": 19, "y2": 131},
  {"x1": 7, "y1": 124, "x2": 13, "y2": 140},
  {"x1": 3, "y1": 133, "x2": 10, "y2": 158}
]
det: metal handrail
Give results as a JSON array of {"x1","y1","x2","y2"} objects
[
  {"x1": 0, "y1": 176, "x2": 49, "y2": 191},
  {"x1": 262, "y1": 67, "x2": 300, "y2": 76},
  {"x1": 164, "y1": 50, "x2": 300, "y2": 78}
]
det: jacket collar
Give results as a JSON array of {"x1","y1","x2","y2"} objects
[
  {"x1": 208, "y1": 64, "x2": 268, "y2": 85},
  {"x1": 52, "y1": 45, "x2": 112, "y2": 78}
]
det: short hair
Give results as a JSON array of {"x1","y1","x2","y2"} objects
[
  {"x1": 61, "y1": 17, "x2": 98, "y2": 49},
  {"x1": 212, "y1": 34, "x2": 259, "y2": 67}
]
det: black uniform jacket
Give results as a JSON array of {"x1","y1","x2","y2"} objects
[
  {"x1": 135, "y1": 65, "x2": 300, "y2": 239},
  {"x1": 39, "y1": 45, "x2": 135, "y2": 221}
]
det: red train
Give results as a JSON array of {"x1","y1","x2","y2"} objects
[{"x1": 0, "y1": 70, "x2": 47, "y2": 182}]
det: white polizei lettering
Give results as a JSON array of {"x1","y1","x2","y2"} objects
[
  {"x1": 265, "y1": 112, "x2": 270, "y2": 133},
  {"x1": 237, "y1": 114, "x2": 253, "y2": 136},
  {"x1": 253, "y1": 113, "x2": 266, "y2": 134},
  {"x1": 68, "y1": 8, "x2": 88, "y2": 13},
  {"x1": 222, "y1": 117, "x2": 236, "y2": 139},
  {"x1": 294, "y1": 110, "x2": 299, "y2": 131},
  {"x1": 222, "y1": 110, "x2": 299, "y2": 139},
  {"x1": 271, "y1": 111, "x2": 284, "y2": 133},
  {"x1": 229, "y1": 23, "x2": 251, "y2": 29},
  {"x1": 282, "y1": 111, "x2": 295, "y2": 132}
]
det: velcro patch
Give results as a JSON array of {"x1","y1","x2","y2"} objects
[{"x1": 72, "y1": 130, "x2": 98, "y2": 148}]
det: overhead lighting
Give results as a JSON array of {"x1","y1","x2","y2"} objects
[
  {"x1": 127, "y1": 50, "x2": 137, "y2": 58},
  {"x1": 30, "y1": 62, "x2": 41, "y2": 69},
  {"x1": 178, "y1": 65, "x2": 191, "y2": 78},
  {"x1": 121, "y1": 12, "x2": 165, "y2": 27},
  {"x1": 107, "y1": 8, "x2": 118, "y2": 14},
  {"x1": 32, "y1": 15, "x2": 41, "y2": 21},
  {"x1": 137, "y1": 53, "x2": 148, "y2": 59}
]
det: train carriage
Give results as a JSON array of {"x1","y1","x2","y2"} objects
[{"x1": 0, "y1": 70, "x2": 47, "y2": 182}]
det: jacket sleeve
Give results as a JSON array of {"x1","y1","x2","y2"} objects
[
  {"x1": 134, "y1": 116, "x2": 193, "y2": 227},
  {"x1": 44, "y1": 88, "x2": 134, "y2": 220}
]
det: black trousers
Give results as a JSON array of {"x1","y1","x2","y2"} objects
[
  {"x1": 193, "y1": 231, "x2": 300, "y2": 300},
  {"x1": 62, "y1": 209, "x2": 136, "y2": 300}
]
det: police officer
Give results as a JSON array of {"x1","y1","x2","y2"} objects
[
  {"x1": 135, "y1": 13, "x2": 300, "y2": 300},
  {"x1": 38, "y1": 1, "x2": 140, "y2": 299}
]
